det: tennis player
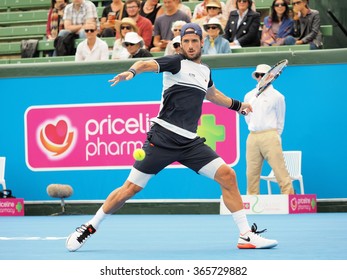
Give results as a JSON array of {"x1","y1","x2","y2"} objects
[{"x1": 66, "y1": 23, "x2": 278, "y2": 251}]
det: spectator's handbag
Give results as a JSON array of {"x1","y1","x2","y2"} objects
[
  {"x1": 20, "y1": 39, "x2": 39, "y2": 58},
  {"x1": 54, "y1": 32, "x2": 78, "y2": 56}
]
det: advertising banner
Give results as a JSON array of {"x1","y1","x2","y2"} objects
[
  {"x1": 220, "y1": 194, "x2": 317, "y2": 215},
  {"x1": 0, "y1": 198, "x2": 25, "y2": 216}
]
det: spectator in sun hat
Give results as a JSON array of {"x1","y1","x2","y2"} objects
[
  {"x1": 193, "y1": 0, "x2": 227, "y2": 32},
  {"x1": 122, "y1": 32, "x2": 153, "y2": 58},
  {"x1": 192, "y1": 0, "x2": 228, "y2": 22},
  {"x1": 202, "y1": 17, "x2": 230, "y2": 54},
  {"x1": 112, "y1": 17, "x2": 138, "y2": 59}
]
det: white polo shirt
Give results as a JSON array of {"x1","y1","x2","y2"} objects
[{"x1": 75, "y1": 37, "x2": 109, "y2": 61}]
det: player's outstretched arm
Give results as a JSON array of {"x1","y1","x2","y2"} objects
[
  {"x1": 206, "y1": 86, "x2": 253, "y2": 113},
  {"x1": 109, "y1": 60, "x2": 158, "y2": 87}
]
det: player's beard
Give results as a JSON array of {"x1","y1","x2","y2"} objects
[{"x1": 181, "y1": 47, "x2": 202, "y2": 62}]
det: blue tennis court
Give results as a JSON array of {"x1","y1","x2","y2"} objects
[{"x1": 1, "y1": 213, "x2": 346, "y2": 260}]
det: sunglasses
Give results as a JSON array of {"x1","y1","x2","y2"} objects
[
  {"x1": 173, "y1": 29, "x2": 181, "y2": 32},
  {"x1": 255, "y1": 73, "x2": 265, "y2": 78},
  {"x1": 173, "y1": 43, "x2": 180, "y2": 49},
  {"x1": 206, "y1": 26, "x2": 218, "y2": 30},
  {"x1": 237, "y1": 0, "x2": 248, "y2": 3},
  {"x1": 124, "y1": 42, "x2": 136, "y2": 47},
  {"x1": 292, "y1": 1, "x2": 302, "y2": 5},
  {"x1": 85, "y1": 29, "x2": 95, "y2": 33},
  {"x1": 274, "y1": 3, "x2": 286, "y2": 7},
  {"x1": 121, "y1": 26, "x2": 132, "y2": 30},
  {"x1": 206, "y1": 6, "x2": 219, "y2": 10}
]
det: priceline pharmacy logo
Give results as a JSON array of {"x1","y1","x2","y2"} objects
[
  {"x1": 25, "y1": 102, "x2": 239, "y2": 170},
  {"x1": 39, "y1": 118, "x2": 76, "y2": 158}
]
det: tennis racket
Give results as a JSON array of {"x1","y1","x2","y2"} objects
[{"x1": 241, "y1": 59, "x2": 289, "y2": 115}]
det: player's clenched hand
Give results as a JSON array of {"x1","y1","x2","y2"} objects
[
  {"x1": 108, "y1": 71, "x2": 135, "y2": 87},
  {"x1": 240, "y1": 102, "x2": 253, "y2": 114}
]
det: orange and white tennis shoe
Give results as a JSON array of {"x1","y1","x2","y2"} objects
[{"x1": 237, "y1": 223, "x2": 278, "y2": 249}]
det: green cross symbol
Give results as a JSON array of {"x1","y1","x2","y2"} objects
[
  {"x1": 197, "y1": 114, "x2": 225, "y2": 151},
  {"x1": 16, "y1": 202, "x2": 23, "y2": 213}
]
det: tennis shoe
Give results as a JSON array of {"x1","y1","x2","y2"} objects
[
  {"x1": 66, "y1": 224, "x2": 96, "y2": 252},
  {"x1": 237, "y1": 223, "x2": 278, "y2": 249}
]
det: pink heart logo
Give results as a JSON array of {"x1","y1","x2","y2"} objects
[{"x1": 44, "y1": 120, "x2": 68, "y2": 145}]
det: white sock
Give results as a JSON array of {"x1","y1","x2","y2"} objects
[
  {"x1": 87, "y1": 206, "x2": 110, "y2": 230},
  {"x1": 232, "y1": 209, "x2": 251, "y2": 235}
]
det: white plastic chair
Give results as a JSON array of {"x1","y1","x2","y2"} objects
[
  {"x1": 260, "y1": 151, "x2": 304, "y2": 194},
  {"x1": 0, "y1": 157, "x2": 6, "y2": 190}
]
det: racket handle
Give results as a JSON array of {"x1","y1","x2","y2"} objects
[{"x1": 241, "y1": 108, "x2": 250, "y2": 115}]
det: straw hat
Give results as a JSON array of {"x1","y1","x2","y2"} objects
[
  {"x1": 122, "y1": 32, "x2": 144, "y2": 48},
  {"x1": 115, "y1": 17, "x2": 138, "y2": 37},
  {"x1": 203, "y1": 17, "x2": 224, "y2": 35},
  {"x1": 206, "y1": 0, "x2": 222, "y2": 9}
]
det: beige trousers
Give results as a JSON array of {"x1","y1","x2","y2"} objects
[{"x1": 246, "y1": 129, "x2": 294, "y2": 195}]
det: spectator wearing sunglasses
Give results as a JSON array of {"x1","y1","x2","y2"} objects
[
  {"x1": 164, "y1": 20, "x2": 186, "y2": 55},
  {"x1": 75, "y1": 21, "x2": 109, "y2": 61},
  {"x1": 202, "y1": 18, "x2": 230, "y2": 54},
  {"x1": 192, "y1": 0, "x2": 227, "y2": 32},
  {"x1": 261, "y1": 0, "x2": 294, "y2": 46},
  {"x1": 284, "y1": 0, "x2": 322, "y2": 49},
  {"x1": 224, "y1": 0, "x2": 261, "y2": 48},
  {"x1": 192, "y1": 0, "x2": 228, "y2": 21},
  {"x1": 243, "y1": 64, "x2": 294, "y2": 195},
  {"x1": 112, "y1": 17, "x2": 138, "y2": 59},
  {"x1": 166, "y1": 35, "x2": 181, "y2": 55},
  {"x1": 122, "y1": 32, "x2": 153, "y2": 58},
  {"x1": 224, "y1": 0, "x2": 256, "y2": 15}
]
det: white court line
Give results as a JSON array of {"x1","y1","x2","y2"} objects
[{"x1": 0, "y1": 237, "x2": 67, "y2": 240}]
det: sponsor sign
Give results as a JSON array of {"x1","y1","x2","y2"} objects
[
  {"x1": 25, "y1": 101, "x2": 239, "y2": 171},
  {"x1": 220, "y1": 194, "x2": 317, "y2": 215},
  {"x1": 0, "y1": 198, "x2": 25, "y2": 216},
  {"x1": 289, "y1": 194, "x2": 317, "y2": 213}
]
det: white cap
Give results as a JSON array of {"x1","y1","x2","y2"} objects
[
  {"x1": 252, "y1": 64, "x2": 271, "y2": 80},
  {"x1": 172, "y1": 35, "x2": 181, "y2": 44},
  {"x1": 122, "y1": 32, "x2": 144, "y2": 48}
]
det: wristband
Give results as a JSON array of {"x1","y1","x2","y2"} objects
[
  {"x1": 228, "y1": 98, "x2": 242, "y2": 111},
  {"x1": 128, "y1": 68, "x2": 136, "y2": 77}
]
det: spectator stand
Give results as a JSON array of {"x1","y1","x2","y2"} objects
[{"x1": 0, "y1": 0, "x2": 334, "y2": 63}]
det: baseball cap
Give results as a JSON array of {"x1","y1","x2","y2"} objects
[
  {"x1": 180, "y1": 23, "x2": 203, "y2": 39},
  {"x1": 122, "y1": 32, "x2": 144, "y2": 48}
]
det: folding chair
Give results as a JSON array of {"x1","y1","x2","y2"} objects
[{"x1": 260, "y1": 151, "x2": 304, "y2": 194}]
